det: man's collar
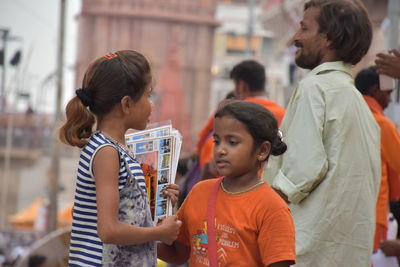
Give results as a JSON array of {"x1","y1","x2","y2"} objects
[{"x1": 306, "y1": 61, "x2": 352, "y2": 77}]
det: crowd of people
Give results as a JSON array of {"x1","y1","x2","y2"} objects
[
  {"x1": 0, "y1": 230, "x2": 44, "y2": 266},
  {"x1": 55, "y1": 0, "x2": 400, "y2": 266}
]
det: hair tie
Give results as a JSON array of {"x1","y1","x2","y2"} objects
[
  {"x1": 75, "y1": 88, "x2": 93, "y2": 107},
  {"x1": 277, "y1": 129, "x2": 284, "y2": 141},
  {"x1": 103, "y1": 52, "x2": 119, "y2": 60}
]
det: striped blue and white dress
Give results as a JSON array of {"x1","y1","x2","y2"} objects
[{"x1": 68, "y1": 132, "x2": 156, "y2": 266}]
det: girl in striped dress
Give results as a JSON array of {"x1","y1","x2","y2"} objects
[{"x1": 59, "y1": 50, "x2": 182, "y2": 266}]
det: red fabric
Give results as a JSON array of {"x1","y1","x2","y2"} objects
[
  {"x1": 206, "y1": 178, "x2": 223, "y2": 267},
  {"x1": 244, "y1": 97, "x2": 285, "y2": 124},
  {"x1": 197, "y1": 116, "x2": 214, "y2": 153},
  {"x1": 388, "y1": 167, "x2": 400, "y2": 202},
  {"x1": 374, "y1": 223, "x2": 387, "y2": 251}
]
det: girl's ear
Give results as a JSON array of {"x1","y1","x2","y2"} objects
[
  {"x1": 120, "y1": 96, "x2": 133, "y2": 114},
  {"x1": 257, "y1": 141, "x2": 271, "y2": 161}
]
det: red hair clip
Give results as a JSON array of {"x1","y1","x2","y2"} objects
[{"x1": 103, "y1": 52, "x2": 118, "y2": 60}]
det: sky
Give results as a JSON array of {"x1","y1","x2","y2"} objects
[{"x1": 0, "y1": 0, "x2": 81, "y2": 113}]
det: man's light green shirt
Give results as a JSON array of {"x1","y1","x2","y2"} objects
[{"x1": 262, "y1": 61, "x2": 381, "y2": 267}]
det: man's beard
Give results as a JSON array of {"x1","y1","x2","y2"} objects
[{"x1": 295, "y1": 51, "x2": 321, "y2": 70}]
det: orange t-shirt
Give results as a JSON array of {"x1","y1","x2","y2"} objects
[
  {"x1": 176, "y1": 179, "x2": 296, "y2": 266},
  {"x1": 244, "y1": 97, "x2": 285, "y2": 124},
  {"x1": 364, "y1": 96, "x2": 400, "y2": 250},
  {"x1": 197, "y1": 98, "x2": 286, "y2": 167}
]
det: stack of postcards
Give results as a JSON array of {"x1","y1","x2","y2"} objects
[{"x1": 125, "y1": 121, "x2": 182, "y2": 224}]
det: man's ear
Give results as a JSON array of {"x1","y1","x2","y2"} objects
[
  {"x1": 237, "y1": 80, "x2": 250, "y2": 99},
  {"x1": 318, "y1": 32, "x2": 334, "y2": 51},
  {"x1": 368, "y1": 84, "x2": 380, "y2": 98},
  {"x1": 120, "y1": 96, "x2": 133, "y2": 114},
  {"x1": 320, "y1": 32, "x2": 332, "y2": 49}
]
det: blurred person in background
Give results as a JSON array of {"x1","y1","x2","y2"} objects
[{"x1": 355, "y1": 66, "x2": 400, "y2": 252}]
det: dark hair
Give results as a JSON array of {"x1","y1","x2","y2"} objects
[
  {"x1": 214, "y1": 101, "x2": 286, "y2": 158},
  {"x1": 225, "y1": 90, "x2": 236, "y2": 100},
  {"x1": 354, "y1": 66, "x2": 379, "y2": 95},
  {"x1": 230, "y1": 60, "x2": 266, "y2": 92},
  {"x1": 59, "y1": 50, "x2": 152, "y2": 147},
  {"x1": 28, "y1": 254, "x2": 46, "y2": 267},
  {"x1": 305, "y1": 0, "x2": 372, "y2": 65}
]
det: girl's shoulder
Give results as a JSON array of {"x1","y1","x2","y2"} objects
[
  {"x1": 81, "y1": 132, "x2": 121, "y2": 156},
  {"x1": 189, "y1": 178, "x2": 221, "y2": 195},
  {"x1": 80, "y1": 132, "x2": 121, "y2": 171},
  {"x1": 193, "y1": 178, "x2": 220, "y2": 188},
  {"x1": 83, "y1": 132, "x2": 115, "y2": 149},
  {"x1": 254, "y1": 183, "x2": 290, "y2": 210}
]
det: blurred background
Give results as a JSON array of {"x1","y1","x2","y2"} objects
[{"x1": 0, "y1": 0, "x2": 399, "y2": 266}]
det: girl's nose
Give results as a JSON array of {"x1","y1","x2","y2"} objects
[{"x1": 217, "y1": 146, "x2": 227, "y2": 155}]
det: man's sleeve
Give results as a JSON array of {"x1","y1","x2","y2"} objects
[{"x1": 270, "y1": 82, "x2": 328, "y2": 204}]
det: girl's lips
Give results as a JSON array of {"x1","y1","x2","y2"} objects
[{"x1": 216, "y1": 160, "x2": 229, "y2": 168}]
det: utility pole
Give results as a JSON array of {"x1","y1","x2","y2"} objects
[
  {"x1": 47, "y1": 0, "x2": 66, "y2": 233},
  {"x1": 0, "y1": 29, "x2": 23, "y2": 229},
  {"x1": 0, "y1": 28, "x2": 9, "y2": 229},
  {"x1": 0, "y1": 29, "x2": 9, "y2": 112},
  {"x1": 246, "y1": 0, "x2": 255, "y2": 57}
]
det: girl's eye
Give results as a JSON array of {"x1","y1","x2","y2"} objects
[
  {"x1": 229, "y1": 140, "x2": 238, "y2": 146},
  {"x1": 213, "y1": 139, "x2": 220, "y2": 145},
  {"x1": 149, "y1": 91, "x2": 156, "y2": 101}
]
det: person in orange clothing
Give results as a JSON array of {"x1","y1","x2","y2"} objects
[
  {"x1": 197, "y1": 60, "x2": 285, "y2": 179},
  {"x1": 355, "y1": 66, "x2": 400, "y2": 251}
]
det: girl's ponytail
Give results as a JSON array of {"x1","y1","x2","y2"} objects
[
  {"x1": 59, "y1": 96, "x2": 95, "y2": 148},
  {"x1": 270, "y1": 132, "x2": 287, "y2": 156}
]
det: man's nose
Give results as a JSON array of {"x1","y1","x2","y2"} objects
[{"x1": 292, "y1": 30, "x2": 300, "y2": 43}]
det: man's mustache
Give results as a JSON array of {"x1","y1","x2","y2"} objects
[{"x1": 294, "y1": 41, "x2": 303, "y2": 48}]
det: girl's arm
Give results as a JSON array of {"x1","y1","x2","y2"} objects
[
  {"x1": 94, "y1": 146, "x2": 181, "y2": 245},
  {"x1": 157, "y1": 241, "x2": 190, "y2": 265},
  {"x1": 268, "y1": 261, "x2": 292, "y2": 267}
]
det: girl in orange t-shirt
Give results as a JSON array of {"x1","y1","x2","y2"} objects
[{"x1": 158, "y1": 101, "x2": 296, "y2": 267}]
